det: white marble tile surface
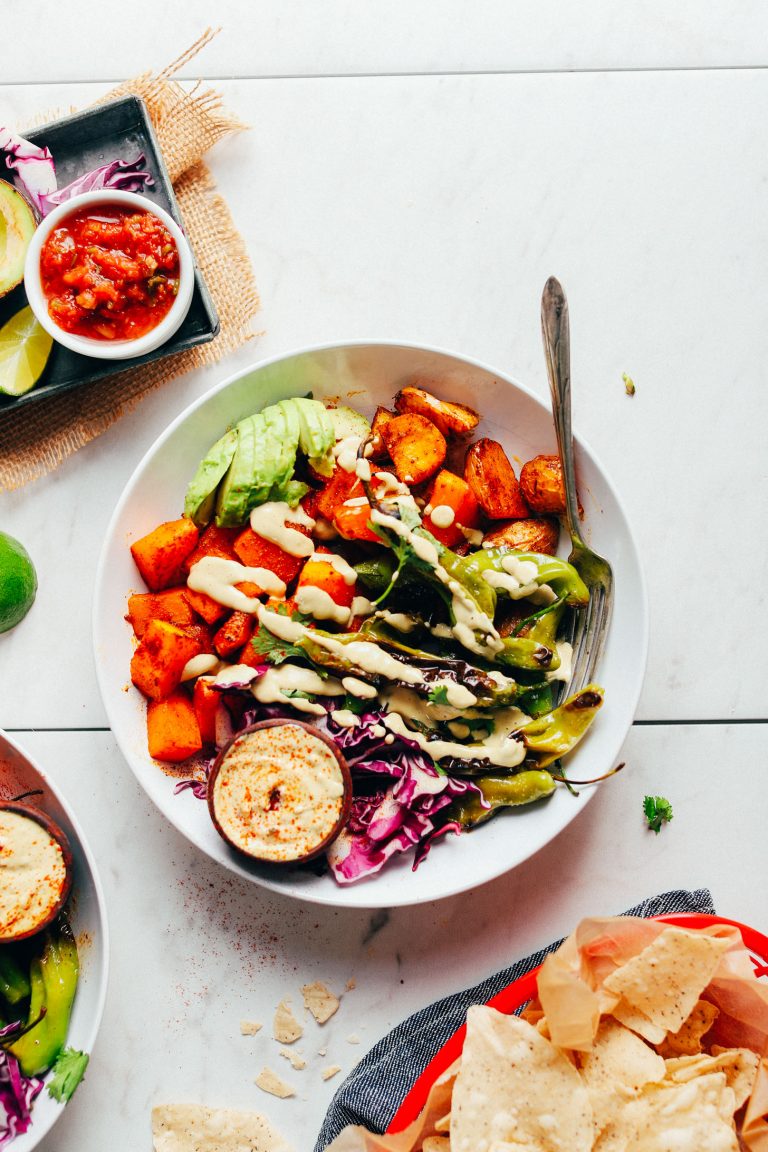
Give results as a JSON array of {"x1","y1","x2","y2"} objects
[
  {"x1": 13, "y1": 723, "x2": 764, "y2": 1151},
  {"x1": 9, "y1": 2, "x2": 768, "y2": 83},
  {"x1": 2, "y1": 70, "x2": 767, "y2": 724}
]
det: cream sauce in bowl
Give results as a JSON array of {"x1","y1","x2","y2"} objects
[{"x1": 207, "y1": 720, "x2": 352, "y2": 864}]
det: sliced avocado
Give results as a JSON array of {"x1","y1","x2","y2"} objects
[
  {"x1": 184, "y1": 427, "x2": 239, "y2": 527},
  {"x1": 292, "y1": 398, "x2": 335, "y2": 477},
  {"x1": 262, "y1": 403, "x2": 296, "y2": 496},
  {"x1": 0, "y1": 182, "x2": 36, "y2": 299},
  {"x1": 215, "y1": 416, "x2": 259, "y2": 526},
  {"x1": 327, "y1": 404, "x2": 371, "y2": 443},
  {"x1": 247, "y1": 412, "x2": 280, "y2": 511},
  {"x1": 279, "y1": 479, "x2": 309, "y2": 508}
]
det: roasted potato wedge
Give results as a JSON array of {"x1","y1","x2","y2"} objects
[
  {"x1": 481, "y1": 517, "x2": 560, "y2": 555},
  {"x1": 463, "y1": 438, "x2": 529, "y2": 519},
  {"x1": 369, "y1": 406, "x2": 395, "y2": 460},
  {"x1": 394, "y1": 386, "x2": 479, "y2": 439},
  {"x1": 381, "y1": 413, "x2": 447, "y2": 485},
  {"x1": 519, "y1": 454, "x2": 582, "y2": 516}
]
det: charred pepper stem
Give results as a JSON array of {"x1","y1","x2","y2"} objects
[
  {"x1": 9, "y1": 917, "x2": 79, "y2": 1078},
  {"x1": 521, "y1": 685, "x2": 604, "y2": 768},
  {"x1": 449, "y1": 771, "x2": 557, "y2": 827}
]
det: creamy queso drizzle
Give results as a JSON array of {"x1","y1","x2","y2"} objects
[{"x1": 188, "y1": 495, "x2": 536, "y2": 768}]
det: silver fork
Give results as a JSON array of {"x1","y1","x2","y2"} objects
[{"x1": 540, "y1": 276, "x2": 613, "y2": 692}]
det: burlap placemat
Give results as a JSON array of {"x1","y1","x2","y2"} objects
[{"x1": 0, "y1": 30, "x2": 259, "y2": 492}]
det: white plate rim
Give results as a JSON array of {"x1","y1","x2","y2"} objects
[
  {"x1": 93, "y1": 338, "x2": 649, "y2": 909},
  {"x1": 0, "y1": 728, "x2": 110, "y2": 1151}
]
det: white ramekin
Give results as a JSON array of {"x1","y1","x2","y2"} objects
[{"x1": 24, "y1": 189, "x2": 194, "y2": 360}]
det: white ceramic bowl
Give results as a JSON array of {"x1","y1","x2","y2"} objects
[
  {"x1": 0, "y1": 729, "x2": 109, "y2": 1151},
  {"x1": 93, "y1": 341, "x2": 648, "y2": 908},
  {"x1": 23, "y1": 190, "x2": 194, "y2": 360}
]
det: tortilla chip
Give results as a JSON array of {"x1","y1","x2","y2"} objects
[
  {"x1": 610, "y1": 997, "x2": 667, "y2": 1046},
  {"x1": 240, "y1": 1020, "x2": 263, "y2": 1036},
  {"x1": 449, "y1": 1006, "x2": 594, "y2": 1152},
  {"x1": 321, "y1": 1065, "x2": 342, "y2": 1081},
  {"x1": 657, "y1": 998, "x2": 719, "y2": 1057},
  {"x1": 255, "y1": 1068, "x2": 295, "y2": 1099},
  {"x1": 302, "y1": 981, "x2": 340, "y2": 1024},
  {"x1": 273, "y1": 999, "x2": 303, "y2": 1044},
  {"x1": 602, "y1": 927, "x2": 729, "y2": 1034},
  {"x1": 594, "y1": 1073, "x2": 739, "y2": 1152},
  {"x1": 577, "y1": 1018, "x2": 666, "y2": 1131},
  {"x1": 704, "y1": 1050, "x2": 759, "y2": 1110},
  {"x1": 279, "y1": 1047, "x2": 306, "y2": 1071},
  {"x1": 421, "y1": 1140, "x2": 450, "y2": 1151},
  {"x1": 151, "y1": 1103, "x2": 293, "y2": 1151}
]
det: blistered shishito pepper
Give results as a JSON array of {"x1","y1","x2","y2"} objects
[
  {"x1": 449, "y1": 770, "x2": 557, "y2": 827},
  {"x1": 521, "y1": 685, "x2": 604, "y2": 768},
  {"x1": 454, "y1": 549, "x2": 590, "y2": 608},
  {"x1": 10, "y1": 917, "x2": 79, "y2": 1077},
  {"x1": 0, "y1": 950, "x2": 31, "y2": 1006}
]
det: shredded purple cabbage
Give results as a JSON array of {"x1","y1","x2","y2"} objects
[
  {"x1": 0, "y1": 1050, "x2": 43, "y2": 1148},
  {"x1": 0, "y1": 126, "x2": 153, "y2": 217},
  {"x1": 174, "y1": 682, "x2": 482, "y2": 883}
]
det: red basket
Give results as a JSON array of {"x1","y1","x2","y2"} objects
[{"x1": 387, "y1": 912, "x2": 768, "y2": 1134}]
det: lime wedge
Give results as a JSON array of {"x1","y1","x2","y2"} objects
[
  {"x1": 0, "y1": 531, "x2": 37, "y2": 633},
  {"x1": 0, "y1": 305, "x2": 53, "y2": 397}
]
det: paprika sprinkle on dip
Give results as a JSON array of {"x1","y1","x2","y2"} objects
[
  {"x1": 39, "y1": 205, "x2": 180, "y2": 341},
  {"x1": 208, "y1": 721, "x2": 352, "y2": 865}
]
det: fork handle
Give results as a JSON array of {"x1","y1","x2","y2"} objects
[{"x1": 541, "y1": 277, "x2": 583, "y2": 544}]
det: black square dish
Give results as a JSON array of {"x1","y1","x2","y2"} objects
[{"x1": 0, "y1": 95, "x2": 220, "y2": 411}]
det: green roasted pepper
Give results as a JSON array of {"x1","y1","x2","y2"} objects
[
  {"x1": 0, "y1": 949, "x2": 31, "y2": 1006},
  {"x1": 454, "y1": 549, "x2": 590, "y2": 608},
  {"x1": 9, "y1": 918, "x2": 79, "y2": 1077},
  {"x1": 521, "y1": 685, "x2": 604, "y2": 768},
  {"x1": 449, "y1": 770, "x2": 557, "y2": 827}
]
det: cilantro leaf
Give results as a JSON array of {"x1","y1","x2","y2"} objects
[
  {"x1": 643, "y1": 795, "x2": 673, "y2": 835},
  {"x1": 281, "y1": 689, "x2": 315, "y2": 701},
  {"x1": 428, "y1": 685, "x2": 450, "y2": 706},
  {"x1": 250, "y1": 610, "x2": 316, "y2": 668},
  {"x1": 47, "y1": 1048, "x2": 89, "y2": 1102}
]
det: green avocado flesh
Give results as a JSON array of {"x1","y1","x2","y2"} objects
[
  {"x1": 185, "y1": 397, "x2": 336, "y2": 529},
  {"x1": 0, "y1": 182, "x2": 36, "y2": 299}
]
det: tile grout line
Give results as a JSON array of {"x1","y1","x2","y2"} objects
[
  {"x1": 4, "y1": 718, "x2": 767, "y2": 733},
  {"x1": 2, "y1": 62, "x2": 768, "y2": 89}
]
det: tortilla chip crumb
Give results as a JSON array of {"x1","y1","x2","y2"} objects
[
  {"x1": 240, "y1": 1020, "x2": 263, "y2": 1036},
  {"x1": 301, "y1": 981, "x2": 340, "y2": 1024},
  {"x1": 321, "y1": 1065, "x2": 342, "y2": 1081},
  {"x1": 345, "y1": 978, "x2": 356, "y2": 991},
  {"x1": 273, "y1": 999, "x2": 303, "y2": 1044},
  {"x1": 151, "y1": 1103, "x2": 292, "y2": 1151},
  {"x1": 255, "y1": 1068, "x2": 296, "y2": 1099},
  {"x1": 279, "y1": 1047, "x2": 307, "y2": 1071},
  {"x1": 346, "y1": 1034, "x2": 360, "y2": 1045},
  {"x1": 318, "y1": 1047, "x2": 327, "y2": 1057}
]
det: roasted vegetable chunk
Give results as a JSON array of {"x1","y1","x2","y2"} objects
[
  {"x1": 130, "y1": 518, "x2": 199, "y2": 591},
  {"x1": 481, "y1": 517, "x2": 560, "y2": 555},
  {"x1": 463, "y1": 439, "x2": 529, "y2": 519},
  {"x1": 424, "y1": 469, "x2": 482, "y2": 548},
  {"x1": 519, "y1": 454, "x2": 580, "y2": 516},
  {"x1": 369, "y1": 407, "x2": 395, "y2": 460},
  {"x1": 130, "y1": 619, "x2": 202, "y2": 701},
  {"x1": 394, "y1": 385, "x2": 479, "y2": 438},
  {"x1": 126, "y1": 588, "x2": 196, "y2": 638},
  {"x1": 147, "y1": 690, "x2": 202, "y2": 762},
  {"x1": 381, "y1": 413, "x2": 447, "y2": 485}
]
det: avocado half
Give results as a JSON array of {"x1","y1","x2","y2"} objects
[{"x1": 0, "y1": 181, "x2": 36, "y2": 299}]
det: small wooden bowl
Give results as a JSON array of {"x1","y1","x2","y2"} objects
[
  {"x1": 207, "y1": 720, "x2": 353, "y2": 866},
  {"x1": 0, "y1": 802, "x2": 74, "y2": 942}
]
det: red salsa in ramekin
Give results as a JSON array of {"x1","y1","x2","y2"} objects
[{"x1": 39, "y1": 205, "x2": 181, "y2": 342}]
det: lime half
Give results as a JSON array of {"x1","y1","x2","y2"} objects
[
  {"x1": 0, "y1": 305, "x2": 53, "y2": 397},
  {"x1": 0, "y1": 532, "x2": 37, "y2": 633}
]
